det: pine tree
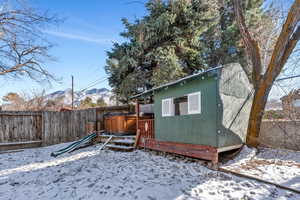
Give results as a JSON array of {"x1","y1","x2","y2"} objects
[{"x1": 105, "y1": 0, "x2": 266, "y2": 102}]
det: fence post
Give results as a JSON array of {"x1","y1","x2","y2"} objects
[{"x1": 41, "y1": 111, "x2": 45, "y2": 146}]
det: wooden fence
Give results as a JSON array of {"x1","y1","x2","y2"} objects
[
  {"x1": 0, "y1": 105, "x2": 133, "y2": 147},
  {"x1": 0, "y1": 112, "x2": 43, "y2": 143},
  {"x1": 43, "y1": 109, "x2": 97, "y2": 145}
]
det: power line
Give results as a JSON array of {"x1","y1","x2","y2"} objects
[
  {"x1": 73, "y1": 77, "x2": 109, "y2": 106},
  {"x1": 78, "y1": 77, "x2": 108, "y2": 93},
  {"x1": 276, "y1": 74, "x2": 300, "y2": 82},
  {"x1": 77, "y1": 76, "x2": 107, "y2": 91},
  {"x1": 78, "y1": 79, "x2": 107, "y2": 93},
  {"x1": 80, "y1": 77, "x2": 107, "y2": 90}
]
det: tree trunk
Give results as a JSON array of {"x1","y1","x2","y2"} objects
[
  {"x1": 246, "y1": 82, "x2": 272, "y2": 146},
  {"x1": 233, "y1": 0, "x2": 300, "y2": 147}
]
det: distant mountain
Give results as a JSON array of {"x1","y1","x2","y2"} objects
[{"x1": 46, "y1": 88, "x2": 115, "y2": 106}]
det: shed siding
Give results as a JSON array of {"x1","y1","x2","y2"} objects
[
  {"x1": 154, "y1": 76, "x2": 218, "y2": 147},
  {"x1": 217, "y1": 63, "x2": 253, "y2": 147}
]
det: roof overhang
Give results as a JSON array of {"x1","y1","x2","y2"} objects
[{"x1": 131, "y1": 66, "x2": 223, "y2": 100}]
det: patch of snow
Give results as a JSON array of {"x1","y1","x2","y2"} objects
[
  {"x1": 113, "y1": 139, "x2": 135, "y2": 144},
  {"x1": 0, "y1": 144, "x2": 299, "y2": 199},
  {"x1": 224, "y1": 146, "x2": 257, "y2": 166},
  {"x1": 222, "y1": 146, "x2": 300, "y2": 192}
]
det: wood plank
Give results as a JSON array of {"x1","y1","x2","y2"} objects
[
  {"x1": 139, "y1": 138, "x2": 218, "y2": 162},
  {"x1": 0, "y1": 107, "x2": 128, "y2": 146},
  {"x1": 0, "y1": 140, "x2": 42, "y2": 151}
]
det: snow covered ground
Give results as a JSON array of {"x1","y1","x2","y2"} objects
[
  {"x1": 223, "y1": 146, "x2": 300, "y2": 192},
  {"x1": 0, "y1": 143, "x2": 299, "y2": 200}
]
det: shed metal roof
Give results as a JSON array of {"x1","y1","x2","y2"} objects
[{"x1": 131, "y1": 65, "x2": 223, "y2": 99}]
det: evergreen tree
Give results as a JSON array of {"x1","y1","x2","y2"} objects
[
  {"x1": 96, "y1": 98, "x2": 107, "y2": 107},
  {"x1": 80, "y1": 97, "x2": 94, "y2": 108},
  {"x1": 105, "y1": 0, "x2": 266, "y2": 102},
  {"x1": 200, "y1": 0, "x2": 265, "y2": 76},
  {"x1": 106, "y1": 0, "x2": 217, "y2": 102}
]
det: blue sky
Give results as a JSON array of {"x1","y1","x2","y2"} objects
[
  {"x1": 0, "y1": 0, "x2": 297, "y2": 101},
  {"x1": 0, "y1": 0, "x2": 147, "y2": 99}
]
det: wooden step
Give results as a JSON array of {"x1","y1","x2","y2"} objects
[
  {"x1": 100, "y1": 135, "x2": 136, "y2": 144},
  {"x1": 111, "y1": 139, "x2": 135, "y2": 146},
  {"x1": 101, "y1": 135, "x2": 136, "y2": 140},
  {"x1": 106, "y1": 144, "x2": 134, "y2": 152}
]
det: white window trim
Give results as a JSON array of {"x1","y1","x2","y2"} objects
[
  {"x1": 188, "y1": 91, "x2": 201, "y2": 115},
  {"x1": 162, "y1": 98, "x2": 173, "y2": 117}
]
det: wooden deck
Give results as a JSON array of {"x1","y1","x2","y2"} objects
[{"x1": 137, "y1": 118, "x2": 218, "y2": 164}]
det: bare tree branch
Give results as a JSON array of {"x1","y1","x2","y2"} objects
[
  {"x1": 263, "y1": 0, "x2": 300, "y2": 84},
  {"x1": 233, "y1": 0, "x2": 262, "y2": 88},
  {"x1": 0, "y1": 1, "x2": 60, "y2": 82},
  {"x1": 233, "y1": 0, "x2": 300, "y2": 147}
]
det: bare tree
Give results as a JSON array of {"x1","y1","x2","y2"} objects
[
  {"x1": 25, "y1": 90, "x2": 48, "y2": 111},
  {"x1": 1, "y1": 89, "x2": 65, "y2": 111},
  {"x1": 0, "y1": 0, "x2": 59, "y2": 81},
  {"x1": 2, "y1": 92, "x2": 26, "y2": 109},
  {"x1": 233, "y1": 0, "x2": 300, "y2": 146}
]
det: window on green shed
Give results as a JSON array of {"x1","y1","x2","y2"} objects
[
  {"x1": 162, "y1": 98, "x2": 173, "y2": 117},
  {"x1": 174, "y1": 96, "x2": 188, "y2": 116},
  {"x1": 188, "y1": 92, "x2": 201, "y2": 114}
]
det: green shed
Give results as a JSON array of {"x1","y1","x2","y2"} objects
[{"x1": 132, "y1": 63, "x2": 253, "y2": 164}]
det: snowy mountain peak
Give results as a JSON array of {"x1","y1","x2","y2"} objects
[{"x1": 47, "y1": 88, "x2": 114, "y2": 106}]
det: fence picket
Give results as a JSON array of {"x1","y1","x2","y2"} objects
[{"x1": 0, "y1": 106, "x2": 131, "y2": 146}]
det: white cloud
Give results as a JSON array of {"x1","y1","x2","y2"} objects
[{"x1": 44, "y1": 30, "x2": 114, "y2": 45}]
